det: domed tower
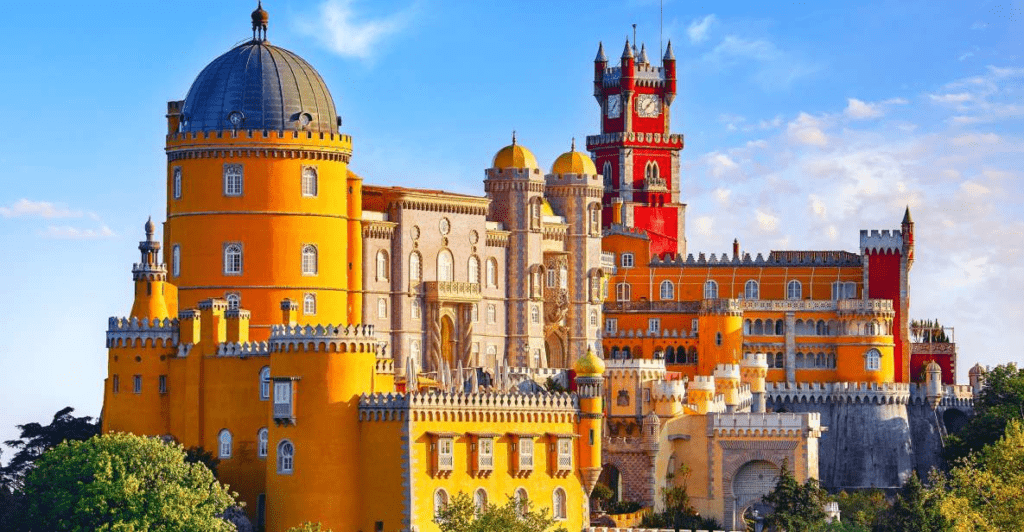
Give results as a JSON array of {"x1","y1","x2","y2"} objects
[
  {"x1": 545, "y1": 140, "x2": 605, "y2": 367},
  {"x1": 164, "y1": 5, "x2": 360, "y2": 338},
  {"x1": 484, "y1": 134, "x2": 546, "y2": 366},
  {"x1": 131, "y1": 218, "x2": 172, "y2": 321},
  {"x1": 573, "y1": 348, "x2": 606, "y2": 500}
]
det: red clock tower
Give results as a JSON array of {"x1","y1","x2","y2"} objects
[{"x1": 587, "y1": 39, "x2": 686, "y2": 257}]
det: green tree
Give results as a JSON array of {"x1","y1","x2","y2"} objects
[
  {"x1": 434, "y1": 492, "x2": 568, "y2": 532},
  {"x1": 589, "y1": 483, "x2": 613, "y2": 513},
  {"x1": 184, "y1": 445, "x2": 221, "y2": 477},
  {"x1": 286, "y1": 523, "x2": 333, "y2": 532},
  {"x1": 762, "y1": 463, "x2": 829, "y2": 532},
  {"x1": 833, "y1": 489, "x2": 888, "y2": 530},
  {"x1": 640, "y1": 463, "x2": 721, "y2": 531},
  {"x1": 19, "y1": 432, "x2": 237, "y2": 531},
  {"x1": 1, "y1": 406, "x2": 99, "y2": 489},
  {"x1": 874, "y1": 473, "x2": 947, "y2": 532},
  {"x1": 944, "y1": 363, "x2": 1024, "y2": 462},
  {"x1": 937, "y1": 419, "x2": 1024, "y2": 532}
]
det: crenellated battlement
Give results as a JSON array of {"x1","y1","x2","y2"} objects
[
  {"x1": 741, "y1": 352, "x2": 769, "y2": 368},
  {"x1": 603, "y1": 224, "x2": 649, "y2": 239},
  {"x1": 689, "y1": 376, "x2": 716, "y2": 391},
  {"x1": 585, "y1": 131, "x2": 684, "y2": 149},
  {"x1": 650, "y1": 249, "x2": 862, "y2": 268},
  {"x1": 709, "y1": 412, "x2": 823, "y2": 438},
  {"x1": 269, "y1": 323, "x2": 379, "y2": 353},
  {"x1": 166, "y1": 128, "x2": 353, "y2": 144},
  {"x1": 860, "y1": 229, "x2": 904, "y2": 254},
  {"x1": 107, "y1": 317, "x2": 179, "y2": 348},
  {"x1": 766, "y1": 381, "x2": 975, "y2": 407},
  {"x1": 216, "y1": 341, "x2": 270, "y2": 358},
  {"x1": 357, "y1": 391, "x2": 578, "y2": 422},
  {"x1": 652, "y1": 380, "x2": 687, "y2": 402},
  {"x1": 714, "y1": 364, "x2": 741, "y2": 380}
]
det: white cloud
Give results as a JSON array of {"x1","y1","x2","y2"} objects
[
  {"x1": 0, "y1": 199, "x2": 83, "y2": 219},
  {"x1": 755, "y1": 209, "x2": 779, "y2": 233},
  {"x1": 707, "y1": 152, "x2": 739, "y2": 177},
  {"x1": 714, "y1": 187, "x2": 732, "y2": 204},
  {"x1": 809, "y1": 194, "x2": 828, "y2": 220},
  {"x1": 949, "y1": 133, "x2": 1000, "y2": 147},
  {"x1": 930, "y1": 92, "x2": 973, "y2": 104},
  {"x1": 970, "y1": 22, "x2": 988, "y2": 30},
  {"x1": 687, "y1": 15, "x2": 716, "y2": 44},
  {"x1": 746, "y1": 139, "x2": 768, "y2": 149},
  {"x1": 845, "y1": 98, "x2": 883, "y2": 119},
  {"x1": 695, "y1": 216, "x2": 714, "y2": 236},
  {"x1": 298, "y1": 0, "x2": 414, "y2": 59},
  {"x1": 41, "y1": 225, "x2": 116, "y2": 239},
  {"x1": 787, "y1": 113, "x2": 828, "y2": 146},
  {"x1": 960, "y1": 180, "x2": 991, "y2": 196}
]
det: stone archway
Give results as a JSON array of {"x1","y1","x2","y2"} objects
[
  {"x1": 732, "y1": 460, "x2": 780, "y2": 510},
  {"x1": 597, "y1": 463, "x2": 623, "y2": 503},
  {"x1": 545, "y1": 330, "x2": 567, "y2": 369}
]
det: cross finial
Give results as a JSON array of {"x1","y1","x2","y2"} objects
[{"x1": 512, "y1": 130, "x2": 516, "y2": 146}]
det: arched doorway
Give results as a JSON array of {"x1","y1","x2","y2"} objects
[
  {"x1": 732, "y1": 460, "x2": 780, "y2": 514},
  {"x1": 545, "y1": 331, "x2": 567, "y2": 369},
  {"x1": 597, "y1": 463, "x2": 623, "y2": 504},
  {"x1": 440, "y1": 314, "x2": 455, "y2": 370}
]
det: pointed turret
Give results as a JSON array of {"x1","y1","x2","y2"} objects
[
  {"x1": 595, "y1": 41, "x2": 607, "y2": 62},
  {"x1": 662, "y1": 39, "x2": 677, "y2": 106},
  {"x1": 129, "y1": 218, "x2": 170, "y2": 320},
  {"x1": 903, "y1": 205, "x2": 912, "y2": 224},
  {"x1": 621, "y1": 38, "x2": 634, "y2": 59},
  {"x1": 638, "y1": 43, "x2": 649, "y2": 64},
  {"x1": 663, "y1": 39, "x2": 675, "y2": 60},
  {"x1": 902, "y1": 205, "x2": 914, "y2": 266}
]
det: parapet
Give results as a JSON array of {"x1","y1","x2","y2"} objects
[
  {"x1": 741, "y1": 352, "x2": 769, "y2": 368},
  {"x1": 585, "y1": 131, "x2": 684, "y2": 149},
  {"x1": 714, "y1": 364, "x2": 741, "y2": 380},
  {"x1": 602, "y1": 224, "x2": 649, "y2": 240},
  {"x1": 650, "y1": 249, "x2": 861, "y2": 268},
  {"x1": 269, "y1": 323, "x2": 379, "y2": 353},
  {"x1": 652, "y1": 380, "x2": 687, "y2": 402},
  {"x1": 860, "y1": 229, "x2": 903, "y2": 254},
  {"x1": 216, "y1": 341, "x2": 270, "y2": 358},
  {"x1": 357, "y1": 391, "x2": 578, "y2": 422},
  {"x1": 688, "y1": 375, "x2": 716, "y2": 392},
  {"x1": 766, "y1": 381, "x2": 927, "y2": 406},
  {"x1": 107, "y1": 316, "x2": 178, "y2": 348},
  {"x1": 709, "y1": 412, "x2": 823, "y2": 438}
]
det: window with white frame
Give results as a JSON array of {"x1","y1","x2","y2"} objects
[
  {"x1": 590, "y1": 310, "x2": 598, "y2": 327},
  {"x1": 531, "y1": 305, "x2": 540, "y2": 324},
  {"x1": 474, "y1": 488, "x2": 488, "y2": 511},
  {"x1": 589, "y1": 204, "x2": 601, "y2": 236},
  {"x1": 645, "y1": 160, "x2": 660, "y2": 181},
  {"x1": 556, "y1": 437, "x2": 572, "y2": 470},
  {"x1": 218, "y1": 429, "x2": 232, "y2": 458},
  {"x1": 691, "y1": 318, "x2": 699, "y2": 334},
  {"x1": 620, "y1": 253, "x2": 634, "y2": 268},
  {"x1": 172, "y1": 244, "x2": 181, "y2": 277},
  {"x1": 552, "y1": 488, "x2": 567, "y2": 520},
  {"x1": 468, "y1": 256, "x2": 480, "y2": 284},
  {"x1": 376, "y1": 250, "x2": 389, "y2": 281},
  {"x1": 273, "y1": 380, "x2": 293, "y2": 420},
  {"x1": 866, "y1": 348, "x2": 881, "y2": 371},
  {"x1": 409, "y1": 252, "x2": 422, "y2": 282},
  {"x1": 515, "y1": 488, "x2": 529, "y2": 517},
  {"x1": 411, "y1": 298, "x2": 421, "y2": 319},
  {"x1": 519, "y1": 437, "x2": 534, "y2": 470},
  {"x1": 787, "y1": 280, "x2": 803, "y2": 300},
  {"x1": 378, "y1": 298, "x2": 388, "y2": 319},
  {"x1": 478, "y1": 437, "x2": 494, "y2": 470},
  {"x1": 471, "y1": 304, "x2": 478, "y2": 322},
  {"x1": 223, "y1": 164, "x2": 243, "y2": 196},
  {"x1": 411, "y1": 340, "x2": 421, "y2": 365},
  {"x1": 257, "y1": 428, "x2": 268, "y2": 458},
  {"x1": 703, "y1": 280, "x2": 718, "y2": 299},
  {"x1": 438, "y1": 436, "x2": 454, "y2": 471},
  {"x1": 487, "y1": 304, "x2": 496, "y2": 324},
  {"x1": 173, "y1": 167, "x2": 182, "y2": 199},
  {"x1": 745, "y1": 280, "x2": 760, "y2": 300},
  {"x1": 277, "y1": 440, "x2": 294, "y2": 473},
  {"x1": 433, "y1": 489, "x2": 449, "y2": 516},
  {"x1": 301, "y1": 166, "x2": 318, "y2": 197},
  {"x1": 605, "y1": 318, "x2": 618, "y2": 334},
  {"x1": 559, "y1": 264, "x2": 568, "y2": 289},
  {"x1": 259, "y1": 366, "x2": 271, "y2": 400},
  {"x1": 133, "y1": 375, "x2": 142, "y2": 394},
  {"x1": 485, "y1": 344, "x2": 497, "y2": 366},
  {"x1": 437, "y1": 249, "x2": 454, "y2": 282},
  {"x1": 224, "y1": 244, "x2": 243, "y2": 275},
  {"x1": 486, "y1": 258, "x2": 498, "y2": 287},
  {"x1": 302, "y1": 245, "x2": 318, "y2": 275},
  {"x1": 649, "y1": 318, "x2": 661, "y2": 334},
  {"x1": 660, "y1": 280, "x2": 675, "y2": 300},
  {"x1": 616, "y1": 282, "x2": 631, "y2": 302},
  {"x1": 225, "y1": 292, "x2": 240, "y2": 310},
  {"x1": 303, "y1": 293, "x2": 316, "y2": 315}
]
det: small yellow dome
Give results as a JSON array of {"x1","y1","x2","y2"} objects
[
  {"x1": 541, "y1": 200, "x2": 555, "y2": 217},
  {"x1": 492, "y1": 133, "x2": 538, "y2": 170},
  {"x1": 574, "y1": 348, "x2": 606, "y2": 376},
  {"x1": 551, "y1": 139, "x2": 597, "y2": 175}
]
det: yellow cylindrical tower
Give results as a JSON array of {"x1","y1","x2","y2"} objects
[
  {"x1": 130, "y1": 218, "x2": 170, "y2": 321},
  {"x1": 740, "y1": 352, "x2": 769, "y2": 413},
  {"x1": 697, "y1": 299, "x2": 744, "y2": 374},
  {"x1": 687, "y1": 376, "x2": 715, "y2": 415},
  {"x1": 714, "y1": 364, "x2": 741, "y2": 412},
  {"x1": 573, "y1": 348, "x2": 606, "y2": 501}
]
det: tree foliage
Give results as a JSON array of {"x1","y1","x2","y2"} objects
[
  {"x1": 944, "y1": 363, "x2": 1024, "y2": 462},
  {"x1": 640, "y1": 463, "x2": 721, "y2": 531},
  {"x1": 832, "y1": 489, "x2": 888, "y2": 530},
  {"x1": 18, "y1": 432, "x2": 238, "y2": 531},
  {"x1": 910, "y1": 319, "x2": 950, "y2": 343},
  {"x1": 874, "y1": 473, "x2": 947, "y2": 532},
  {"x1": 286, "y1": 523, "x2": 333, "y2": 532},
  {"x1": 434, "y1": 492, "x2": 567, "y2": 532},
  {"x1": 762, "y1": 463, "x2": 829, "y2": 532},
  {"x1": 937, "y1": 419, "x2": 1024, "y2": 532},
  {"x1": 0, "y1": 406, "x2": 99, "y2": 489}
]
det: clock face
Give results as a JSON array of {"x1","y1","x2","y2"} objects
[
  {"x1": 228, "y1": 111, "x2": 243, "y2": 128},
  {"x1": 607, "y1": 95, "x2": 622, "y2": 119},
  {"x1": 636, "y1": 94, "x2": 661, "y2": 118}
]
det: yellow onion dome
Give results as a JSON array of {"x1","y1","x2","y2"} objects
[
  {"x1": 551, "y1": 139, "x2": 597, "y2": 175},
  {"x1": 574, "y1": 348, "x2": 606, "y2": 376},
  {"x1": 492, "y1": 132, "x2": 539, "y2": 170}
]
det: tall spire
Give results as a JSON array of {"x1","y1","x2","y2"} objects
[
  {"x1": 902, "y1": 205, "x2": 913, "y2": 225},
  {"x1": 663, "y1": 39, "x2": 675, "y2": 60},
  {"x1": 621, "y1": 38, "x2": 634, "y2": 59},
  {"x1": 595, "y1": 41, "x2": 607, "y2": 62}
]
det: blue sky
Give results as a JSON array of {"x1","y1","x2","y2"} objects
[{"x1": 0, "y1": 1, "x2": 1021, "y2": 449}]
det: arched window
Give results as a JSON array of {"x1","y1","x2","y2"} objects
[
  {"x1": 743, "y1": 319, "x2": 752, "y2": 335},
  {"x1": 660, "y1": 280, "x2": 675, "y2": 300},
  {"x1": 411, "y1": 298, "x2": 421, "y2": 319},
  {"x1": 515, "y1": 488, "x2": 529, "y2": 516},
  {"x1": 468, "y1": 256, "x2": 480, "y2": 284},
  {"x1": 225, "y1": 292, "x2": 240, "y2": 310},
  {"x1": 744, "y1": 280, "x2": 759, "y2": 300},
  {"x1": 485, "y1": 345, "x2": 497, "y2": 366},
  {"x1": 603, "y1": 161, "x2": 613, "y2": 190},
  {"x1": 303, "y1": 293, "x2": 316, "y2": 315},
  {"x1": 688, "y1": 346, "x2": 698, "y2": 364},
  {"x1": 410, "y1": 340, "x2": 421, "y2": 365},
  {"x1": 616, "y1": 283, "x2": 631, "y2": 302},
  {"x1": 409, "y1": 252, "x2": 422, "y2": 282},
  {"x1": 796, "y1": 352, "x2": 805, "y2": 368},
  {"x1": 590, "y1": 310, "x2": 598, "y2": 327},
  {"x1": 715, "y1": 332, "x2": 723, "y2": 346},
  {"x1": 223, "y1": 164, "x2": 243, "y2": 196},
  {"x1": 172, "y1": 244, "x2": 181, "y2": 277},
  {"x1": 377, "y1": 298, "x2": 388, "y2": 319},
  {"x1": 433, "y1": 489, "x2": 449, "y2": 516},
  {"x1": 257, "y1": 428, "x2": 268, "y2": 458},
  {"x1": 487, "y1": 304, "x2": 496, "y2": 324},
  {"x1": 259, "y1": 366, "x2": 271, "y2": 400},
  {"x1": 866, "y1": 349, "x2": 881, "y2": 371},
  {"x1": 754, "y1": 319, "x2": 764, "y2": 335},
  {"x1": 218, "y1": 429, "x2": 232, "y2": 459},
  {"x1": 302, "y1": 245, "x2": 318, "y2": 275},
  {"x1": 301, "y1": 166, "x2": 318, "y2": 197},
  {"x1": 787, "y1": 280, "x2": 803, "y2": 300},
  {"x1": 437, "y1": 250, "x2": 454, "y2": 282},
  {"x1": 703, "y1": 280, "x2": 718, "y2": 299},
  {"x1": 277, "y1": 440, "x2": 294, "y2": 474},
  {"x1": 645, "y1": 161, "x2": 660, "y2": 181},
  {"x1": 552, "y1": 488, "x2": 567, "y2": 520},
  {"x1": 376, "y1": 250, "x2": 389, "y2": 281},
  {"x1": 531, "y1": 305, "x2": 540, "y2": 324},
  {"x1": 486, "y1": 258, "x2": 498, "y2": 287},
  {"x1": 224, "y1": 244, "x2": 242, "y2": 275},
  {"x1": 530, "y1": 199, "x2": 542, "y2": 230},
  {"x1": 474, "y1": 488, "x2": 488, "y2": 511},
  {"x1": 173, "y1": 167, "x2": 182, "y2": 199}
]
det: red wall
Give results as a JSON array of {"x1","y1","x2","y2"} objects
[
  {"x1": 910, "y1": 353, "x2": 955, "y2": 385},
  {"x1": 867, "y1": 250, "x2": 904, "y2": 381},
  {"x1": 633, "y1": 206, "x2": 678, "y2": 256}
]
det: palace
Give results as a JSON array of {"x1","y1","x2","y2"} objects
[{"x1": 101, "y1": 5, "x2": 977, "y2": 532}]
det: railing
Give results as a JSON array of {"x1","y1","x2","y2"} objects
[
  {"x1": 478, "y1": 453, "x2": 494, "y2": 469},
  {"x1": 273, "y1": 401, "x2": 292, "y2": 419},
  {"x1": 741, "y1": 299, "x2": 837, "y2": 311},
  {"x1": 605, "y1": 301, "x2": 700, "y2": 313},
  {"x1": 519, "y1": 451, "x2": 534, "y2": 470},
  {"x1": 643, "y1": 177, "x2": 667, "y2": 190},
  {"x1": 601, "y1": 251, "x2": 616, "y2": 270},
  {"x1": 557, "y1": 452, "x2": 572, "y2": 470},
  {"x1": 423, "y1": 281, "x2": 482, "y2": 302},
  {"x1": 838, "y1": 299, "x2": 894, "y2": 313},
  {"x1": 911, "y1": 342, "x2": 956, "y2": 354},
  {"x1": 438, "y1": 452, "x2": 454, "y2": 470}
]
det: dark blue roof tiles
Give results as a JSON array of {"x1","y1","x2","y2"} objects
[{"x1": 180, "y1": 41, "x2": 338, "y2": 134}]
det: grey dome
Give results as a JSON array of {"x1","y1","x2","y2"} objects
[{"x1": 180, "y1": 41, "x2": 338, "y2": 133}]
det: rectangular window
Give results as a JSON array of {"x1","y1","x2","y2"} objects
[
  {"x1": 159, "y1": 375, "x2": 167, "y2": 394},
  {"x1": 620, "y1": 253, "x2": 634, "y2": 268},
  {"x1": 556, "y1": 437, "x2": 572, "y2": 471},
  {"x1": 648, "y1": 318, "x2": 661, "y2": 334},
  {"x1": 471, "y1": 303, "x2": 479, "y2": 323},
  {"x1": 273, "y1": 381, "x2": 293, "y2": 420},
  {"x1": 472, "y1": 342, "x2": 480, "y2": 364},
  {"x1": 411, "y1": 298, "x2": 421, "y2": 319},
  {"x1": 547, "y1": 269, "x2": 557, "y2": 288},
  {"x1": 257, "y1": 494, "x2": 266, "y2": 529},
  {"x1": 173, "y1": 167, "x2": 182, "y2": 199},
  {"x1": 478, "y1": 437, "x2": 494, "y2": 470},
  {"x1": 845, "y1": 282, "x2": 857, "y2": 299},
  {"x1": 487, "y1": 304, "x2": 496, "y2": 324},
  {"x1": 605, "y1": 318, "x2": 618, "y2": 334},
  {"x1": 223, "y1": 164, "x2": 243, "y2": 196},
  {"x1": 692, "y1": 318, "x2": 699, "y2": 335},
  {"x1": 643, "y1": 388, "x2": 651, "y2": 403},
  {"x1": 112, "y1": 374, "x2": 119, "y2": 393},
  {"x1": 133, "y1": 375, "x2": 142, "y2": 394},
  {"x1": 518, "y1": 438, "x2": 534, "y2": 471},
  {"x1": 438, "y1": 437, "x2": 454, "y2": 471},
  {"x1": 378, "y1": 298, "x2": 388, "y2": 318}
]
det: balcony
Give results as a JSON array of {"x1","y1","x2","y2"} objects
[
  {"x1": 423, "y1": 281, "x2": 482, "y2": 303},
  {"x1": 643, "y1": 176, "x2": 668, "y2": 191},
  {"x1": 605, "y1": 301, "x2": 701, "y2": 313}
]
